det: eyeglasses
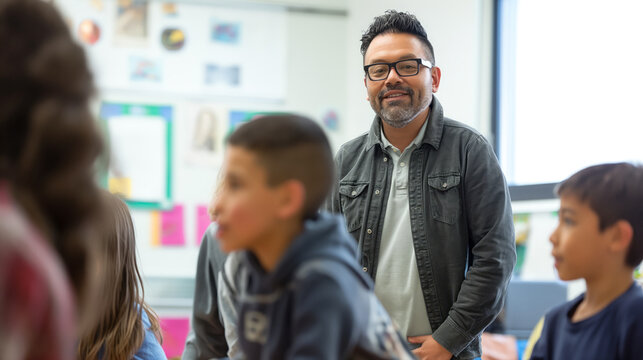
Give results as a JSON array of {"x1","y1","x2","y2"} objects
[{"x1": 363, "y1": 58, "x2": 433, "y2": 81}]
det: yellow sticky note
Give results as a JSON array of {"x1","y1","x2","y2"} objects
[
  {"x1": 150, "y1": 211, "x2": 161, "y2": 247},
  {"x1": 108, "y1": 177, "x2": 132, "y2": 198}
]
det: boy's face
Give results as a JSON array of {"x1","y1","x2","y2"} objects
[
  {"x1": 210, "y1": 146, "x2": 281, "y2": 253},
  {"x1": 549, "y1": 194, "x2": 612, "y2": 281}
]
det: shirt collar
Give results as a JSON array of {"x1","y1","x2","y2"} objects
[{"x1": 380, "y1": 113, "x2": 429, "y2": 152}]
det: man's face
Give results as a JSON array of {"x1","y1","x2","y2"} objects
[
  {"x1": 363, "y1": 32, "x2": 440, "y2": 128},
  {"x1": 209, "y1": 146, "x2": 281, "y2": 253}
]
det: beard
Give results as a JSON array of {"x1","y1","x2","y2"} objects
[{"x1": 371, "y1": 85, "x2": 431, "y2": 128}]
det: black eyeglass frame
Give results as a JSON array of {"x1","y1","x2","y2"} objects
[{"x1": 363, "y1": 58, "x2": 433, "y2": 81}]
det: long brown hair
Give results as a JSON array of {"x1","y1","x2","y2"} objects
[
  {"x1": 0, "y1": 0, "x2": 103, "y2": 322},
  {"x1": 78, "y1": 192, "x2": 162, "y2": 359}
]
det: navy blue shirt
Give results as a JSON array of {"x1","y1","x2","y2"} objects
[{"x1": 530, "y1": 282, "x2": 643, "y2": 360}]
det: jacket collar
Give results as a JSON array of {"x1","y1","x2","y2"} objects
[{"x1": 365, "y1": 96, "x2": 445, "y2": 151}]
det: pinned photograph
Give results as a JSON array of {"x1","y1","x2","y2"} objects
[
  {"x1": 130, "y1": 56, "x2": 161, "y2": 82},
  {"x1": 191, "y1": 108, "x2": 218, "y2": 153},
  {"x1": 210, "y1": 19, "x2": 240, "y2": 44},
  {"x1": 321, "y1": 109, "x2": 339, "y2": 131},
  {"x1": 185, "y1": 105, "x2": 224, "y2": 166},
  {"x1": 227, "y1": 111, "x2": 281, "y2": 136},
  {"x1": 91, "y1": 0, "x2": 104, "y2": 11},
  {"x1": 78, "y1": 19, "x2": 101, "y2": 45},
  {"x1": 204, "y1": 64, "x2": 240, "y2": 87},
  {"x1": 114, "y1": 0, "x2": 148, "y2": 46},
  {"x1": 161, "y1": 28, "x2": 185, "y2": 51},
  {"x1": 161, "y1": 2, "x2": 178, "y2": 16}
]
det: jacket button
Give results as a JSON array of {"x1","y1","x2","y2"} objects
[
  {"x1": 442, "y1": 182, "x2": 448, "y2": 188},
  {"x1": 375, "y1": 189, "x2": 380, "y2": 195},
  {"x1": 367, "y1": 228, "x2": 373, "y2": 234},
  {"x1": 351, "y1": 190, "x2": 357, "y2": 196},
  {"x1": 362, "y1": 267, "x2": 368, "y2": 272},
  {"x1": 383, "y1": 157, "x2": 388, "y2": 162}
]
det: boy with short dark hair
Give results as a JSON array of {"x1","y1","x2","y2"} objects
[
  {"x1": 210, "y1": 114, "x2": 413, "y2": 359},
  {"x1": 530, "y1": 163, "x2": 643, "y2": 360}
]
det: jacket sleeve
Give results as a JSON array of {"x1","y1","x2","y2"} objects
[
  {"x1": 182, "y1": 224, "x2": 229, "y2": 360},
  {"x1": 432, "y1": 135, "x2": 516, "y2": 357},
  {"x1": 218, "y1": 253, "x2": 245, "y2": 360}
]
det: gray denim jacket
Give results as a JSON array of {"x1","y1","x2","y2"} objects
[{"x1": 326, "y1": 97, "x2": 516, "y2": 360}]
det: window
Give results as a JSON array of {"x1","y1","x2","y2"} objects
[{"x1": 495, "y1": 0, "x2": 643, "y2": 199}]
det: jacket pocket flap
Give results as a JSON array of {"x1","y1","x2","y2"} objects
[
  {"x1": 427, "y1": 174, "x2": 460, "y2": 191},
  {"x1": 339, "y1": 183, "x2": 368, "y2": 198}
]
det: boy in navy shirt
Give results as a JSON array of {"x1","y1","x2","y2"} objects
[
  {"x1": 530, "y1": 163, "x2": 643, "y2": 360},
  {"x1": 210, "y1": 114, "x2": 413, "y2": 359}
]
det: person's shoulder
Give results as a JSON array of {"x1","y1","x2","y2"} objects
[
  {"x1": 541, "y1": 296, "x2": 577, "y2": 330},
  {"x1": 442, "y1": 117, "x2": 488, "y2": 144},
  {"x1": 293, "y1": 258, "x2": 363, "y2": 301},
  {"x1": 337, "y1": 131, "x2": 369, "y2": 156},
  {"x1": 614, "y1": 282, "x2": 643, "y2": 318},
  {"x1": 289, "y1": 260, "x2": 365, "y2": 326}
]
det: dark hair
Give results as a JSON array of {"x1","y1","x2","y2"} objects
[
  {"x1": 360, "y1": 10, "x2": 435, "y2": 64},
  {"x1": 227, "y1": 114, "x2": 334, "y2": 219},
  {"x1": 556, "y1": 163, "x2": 643, "y2": 268},
  {"x1": 0, "y1": 0, "x2": 103, "y2": 310},
  {"x1": 78, "y1": 192, "x2": 162, "y2": 359}
]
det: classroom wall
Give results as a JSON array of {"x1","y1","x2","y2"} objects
[{"x1": 55, "y1": 0, "x2": 499, "y2": 282}]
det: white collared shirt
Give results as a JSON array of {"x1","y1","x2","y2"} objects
[{"x1": 374, "y1": 118, "x2": 432, "y2": 337}]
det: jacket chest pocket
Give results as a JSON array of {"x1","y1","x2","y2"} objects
[
  {"x1": 427, "y1": 174, "x2": 461, "y2": 224},
  {"x1": 338, "y1": 182, "x2": 369, "y2": 236}
]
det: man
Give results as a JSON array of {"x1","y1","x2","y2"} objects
[{"x1": 326, "y1": 10, "x2": 516, "y2": 360}]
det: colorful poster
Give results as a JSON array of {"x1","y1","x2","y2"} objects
[
  {"x1": 78, "y1": 19, "x2": 101, "y2": 45},
  {"x1": 159, "y1": 317, "x2": 190, "y2": 358},
  {"x1": 204, "y1": 64, "x2": 240, "y2": 86},
  {"x1": 210, "y1": 19, "x2": 240, "y2": 44},
  {"x1": 114, "y1": 0, "x2": 148, "y2": 46},
  {"x1": 228, "y1": 110, "x2": 285, "y2": 136},
  {"x1": 161, "y1": 28, "x2": 185, "y2": 51},
  {"x1": 161, "y1": 2, "x2": 178, "y2": 16},
  {"x1": 513, "y1": 213, "x2": 531, "y2": 276},
  {"x1": 196, "y1": 205, "x2": 211, "y2": 246},
  {"x1": 321, "y1": 109, "x2": 339, "y2": 131},
  {"x1": 161, "y1": 205, "x2": 185, "y2": 246},
  {"x1": 130, "y1": 56, "x2": 161, "y2": 82}
]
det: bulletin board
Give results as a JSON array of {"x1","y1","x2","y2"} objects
[
  {"x1": 52, "y1": 0, "x2": 349, "y2": 284},
  {"x1": 101, "y1": 102, "x2": 173, "y2": 209},
  {"x1": 55, "y1": 0, "x2": 287, "y2": 100}
]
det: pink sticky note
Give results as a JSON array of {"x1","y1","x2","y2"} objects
[
  {"x1": 160, "y1": 317, "x2": 190, "y2": 358},
  {"x1": 161, "y1": 205, "x2": 185, "y2": 246},
  {"x1": 196, "y1": 205, "x2": 212, "y2": 246}
]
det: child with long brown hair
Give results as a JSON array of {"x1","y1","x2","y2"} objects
[
  {"x1": 0, "y1": 0, "x2": 104, "y2": 358},
  {"x1": 78, "y1": 192, "x2": 166, "y2": 360}
]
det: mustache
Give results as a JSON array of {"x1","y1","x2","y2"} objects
[{"x1": 378, "y1": 85, "x2": 414, "y2": 101}]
